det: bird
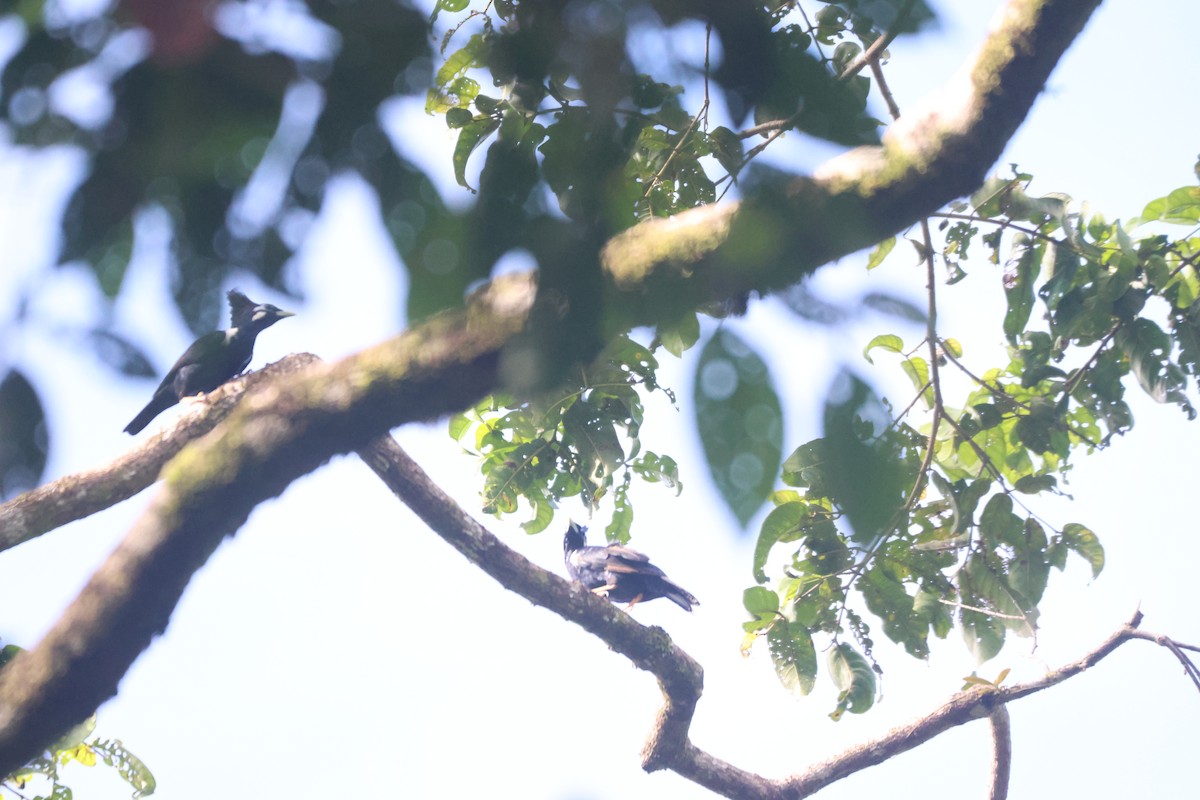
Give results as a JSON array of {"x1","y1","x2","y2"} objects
[
  {"x1": 562, "y1": 521, "x2": 698, "y2": 611},
  {"x1": 123, "y1": 290, "x2": 294, "y2": 434}
]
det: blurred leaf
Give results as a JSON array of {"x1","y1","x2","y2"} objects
[
  {"x1": 1008, "y1": 518, "x2": 1050, "y2": 606},
  {"x1": 755, "y1": 25, "x2": 880, "y2": 146},
  {"x1": 767, "y1": 619, "x2": 817, "y2": 697},
  {"x1": 693, "y1": 330, "x2": 783, "y2": 526},
  {"x1": 861, "y1": 292, "x2": 925, "y2": 323},
  {"x1": 1116, "y1": 318, "x2": 1193, "y2": 413},
  {"x1": 744, "y1": 586, "x2": 780, "y2": 617},
  {"x1": 1140, "y1": 186, "x2": 1200, "y2": 225},
  {"x1": 821, "y1": 373, "x2": 911, "y2": 542},
  {"x1": 0, "y1": 369, "x2": 47, "y2": 499},
  {"x1": 961, "y1": 607, "x2": 1005, "y2": 663},
  {"x1": 828, "y1": 643, "x2": 876, "y2": 719},
  {"x1": 866, "y1": 236, "x2": 896, "y2": 270},
  {"x1": 1061, "y1": 523, "x2": 1104, "y2": 578},
  {"x1": 1003, "y1": 239, "x2": 1040, "y2": 343},
  {"x1": 656, "y1": 311, "x2": 701, "y2": 358},
  {"x1": 88, "y1": 329, "x2": 156, "y2": 378}
]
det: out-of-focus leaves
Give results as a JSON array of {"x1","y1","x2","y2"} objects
[
  {"x1": 767, "y1": 618, "x2": 817, "y2": 697},
  {"x1": 693, "y1": 329, "x2": 784, "y2": 526},
  {"x1": 821, "y1": 372, "x2": 911, "y2": 542},
  {"x1": 866, "y1": 236, "x2": 896, "y2": 270},
  {"x1": 1116, "y1": 318, "x2": 1194, "y2": 415},
  {"x1": 754, "y1": 25, "x2": 880, "y2": 146},
  {"x1": 0, "y1": 369, "x2": 48, "y2": 500},
  {"x1": 88, "y1": 329, "x2": 156, "y2": 378},
  {"x1": 828, "y1": 643, "x2": 875, "y2": 719},
  {"x1": 1139, "y1": 186, "x2": 1200, "y2": 225},
  {"x1": 862, "y1": 292, "x2": 925, "y2": 323},
  {"x1": 1061, "y1": 523, "x2": 1104, "y2": 578}
]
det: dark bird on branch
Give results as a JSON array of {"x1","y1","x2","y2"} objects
[
  {"x1": 123, "y1": 290, "x2": 294, "y2": 434},
  {"x1": 563, "y1": 521, "x2": 698, "y2": 611}
]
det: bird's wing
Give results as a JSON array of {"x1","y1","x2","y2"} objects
[{"x1": 603, "y1": 545, "x2": 667, "y2": 577}]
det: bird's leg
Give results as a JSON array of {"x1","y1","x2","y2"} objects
[
  {"x1": 624, "y1": 593, "x2": 644, "y2": 610},
  {"x1": 591, "y1": 584, "x2": 617, "y2": 598}
]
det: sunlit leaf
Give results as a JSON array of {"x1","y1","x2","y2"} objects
[
  {"x1": 863, "y1": 333, "x2": 903, "y2": 364},
  {"x1": 866, "y1": 236, "x2": 896, "y2": 270}
]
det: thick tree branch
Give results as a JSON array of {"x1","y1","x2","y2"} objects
[
  {"x1": 0, "y1": 274, "x2": 536, "y2": 774},
  {"x1": 601, "y1": 0, "x2": 1101, "y2": 328},
  {"x1": 0, "y1": 357, "x2": 320, "y2": 553}
]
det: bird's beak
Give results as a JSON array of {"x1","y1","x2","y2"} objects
[{"x1": 276, "y1": 310, "x2": 296, "y2": 318}]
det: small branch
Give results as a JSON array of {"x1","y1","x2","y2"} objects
[
  {"x1": 838, "y1": 0, "x2": 918, "y2": 81},
  {"x1": 988, "y1": 705, "x2": 1012, "y2": 800},
  {"x1": 0, "y1": 360, "x2": 313, "y2": 554}
]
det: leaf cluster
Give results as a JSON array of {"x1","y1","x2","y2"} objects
[
  {"x1": 450, "y1": 334, "x2": 681, "y2": 542},
  {"x1": 745, "y1": 172, "x2": 1200, "y2": 706}
]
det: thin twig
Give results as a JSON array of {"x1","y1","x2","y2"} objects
[{"x1": 838, "y1": 0, "x2": 919, "y2": 81}]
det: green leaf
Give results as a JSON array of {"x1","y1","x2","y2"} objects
[
  {"x1": 1115, "y1": 318, "x2": 1193, "y2": 412},
  {"x1": 900, "y1": 356, "x2": 933, "y2": 408},
  {"x1": 822, "y1": 373, "x2": 913, "y2": 541},
  {"x1": 452, "y1": 117, "x2": 501, "y2": 191},
  {"x1": 767, "y1": 619, "x2": 817, "y2": 697},
  {"x1": 744, "y1": 586, "x2": 780, "y2": 617},
  {"x1": 1008, "y1": 518, "x2": 1050, "y2": 606},
  {"x1": 979, "y1": 494, "x2": 1022, "y2": 547},
  {"x1": 752, "y1": 501, "x2": 808, "y2": 583},
  {"x1": 1014, "y1": 474, "x2": 1056, "y2": 494},
  {"x1": 781, "y1": 439, "x2": 829, "y2": 493},
  {"x1": 657, "y1": 311, "x2": 701, "y2": 357},
  {"x1": 862, "y1": 333, "x2": 903, "y2": 364},
  {"x1": 961, "y1": 608, "x2": 1005, "y2": 663},
  {"x1": 445, "y1": 107, "x2": 474, "y2": 128},
  {"x1": 866, "y1": 236, "x2": 896, "y2": 270},
  {"x1": 694, "y1": 330, "x2": 784, "y2": 526},
  {"x1": 862, "y1": 562, "x2": 927, "y2": 657},
  {"x1": 1003, "y1": 239, "x2": 1039, "y2": 343},
  {"x1": 563, "y1": 398, "x2": 625, "y2": 501},
  {"x1": 448, "y1": 412, "x2": 473, "y2": 442},
  {"x1": 828, "y1": 644, "x2": 876, "y2": 719},
  {"x1": 520, "y1": 497, "x2": 554, "y2": 534},
  {"x1": 1140, "y1": 186, "x2": 1200, "y2": 225},
  {"x1": 965, "y1": 554, "x2": 1036, "y2": 636},
  {"x1": 606, "y1": 484, "x2": 634, "y2": 544},
  {"x1": 1062, "y1": 523, "x2": 1104, "y2": 577}
]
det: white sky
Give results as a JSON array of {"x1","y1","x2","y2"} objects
[{"x1": 0, "y1": 1, "x2": 1198, "y2": 798}]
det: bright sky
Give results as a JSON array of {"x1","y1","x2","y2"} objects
[{"x1": 1, "y1": 1, "x2": 1198, "y2": 798}]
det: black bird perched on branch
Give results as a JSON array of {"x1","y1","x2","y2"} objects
[
  {"x1": 123, "y1": 290, "x2": 294, "y2": 435},
  {"x1": 563, "y1": 521, "x2": 698, "y2": 611}
]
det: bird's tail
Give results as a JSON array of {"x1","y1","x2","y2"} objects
[
  {"x1": 123, "y1": 392, "x2": 175, "y2": 435},
  {"x1": 658, "y1": 578, "x2": 699, "y2": 612}
]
